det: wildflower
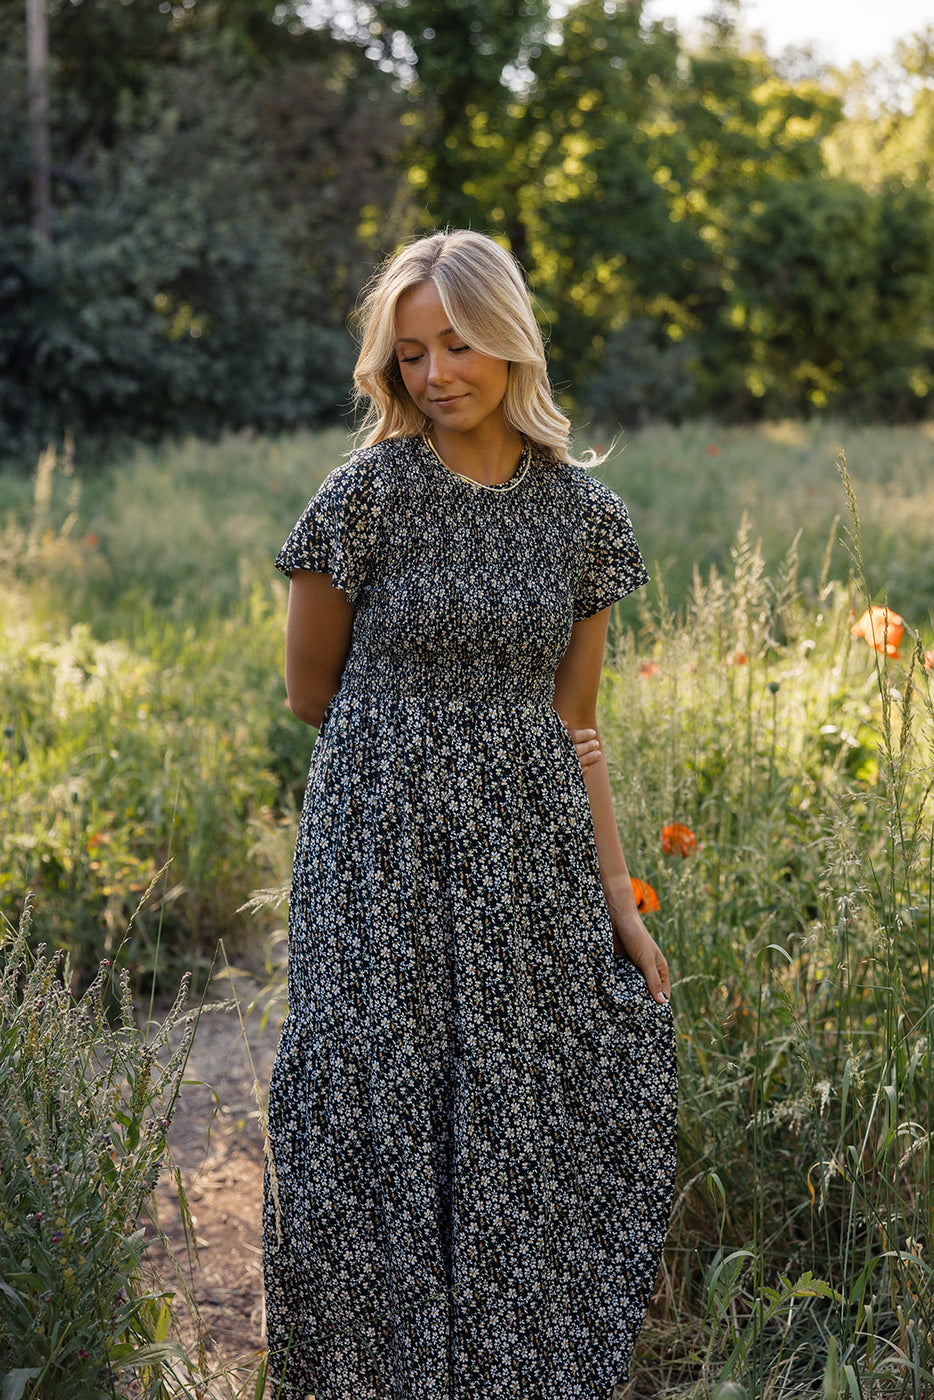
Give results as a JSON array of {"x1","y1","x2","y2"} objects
[
  {"x1": 851, "y1": 606, "x2": 904, "y2": 657},
  {"x1": 631, "y1": 878, "x2": 660, "y2": 913},
  {"x1": 661, "y1": 823, "x2": 697, "y2": 857},
  {"x1": 925, "y1": 650, "x2": 934, "y2": 671},
  {"x1": 706, "y1": 444, "x2": 720, "y2": 456},
  {"x1": 725, "y1": 651, "x2": 747, "y2": 666},
  {"x1": 638, "y1": 660, "x2": 660, "y2": 678},
  {"x1": 78, "y1": 1349, "x2": 89, "y2": 1360}
]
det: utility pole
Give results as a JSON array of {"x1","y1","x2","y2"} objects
[{"x1": 26, "y1": 0, "x2": 52, "y2": 242}]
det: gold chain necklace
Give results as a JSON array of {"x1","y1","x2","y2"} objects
[{"x1": 421, "y1": 434, "x2": 531, "y2": 493}]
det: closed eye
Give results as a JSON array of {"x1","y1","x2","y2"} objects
[{"x1": 399, "y1": 345, "x2": 470, "y2": 364}]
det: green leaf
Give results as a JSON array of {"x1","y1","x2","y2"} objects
[
  {"x1": 108, "y1": 1341, "x2": 187, "y2": 1365},
  {"x1": 1, "y1": 1370, "x2": 43, "y2": 1400}
]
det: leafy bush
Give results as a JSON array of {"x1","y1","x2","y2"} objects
[{"x1": 0, "y1": 901, "x2": 193, "y2": 1398}]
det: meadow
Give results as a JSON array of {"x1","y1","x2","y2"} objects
[{"x1": 1, "y1": 421, "x2": 933, "y2": 1398}]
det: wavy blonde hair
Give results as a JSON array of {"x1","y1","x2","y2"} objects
[{"x1": 352, "y1": 230, "x2": 578, "y2": 463}]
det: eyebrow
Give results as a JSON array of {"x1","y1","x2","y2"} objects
[{"x1": 394, "y1": 328, "x2": 456, "y2": 345}]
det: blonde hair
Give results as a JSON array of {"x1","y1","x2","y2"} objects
[{"x1": 352, "y1": 230, "x2": 578, "y2": 463}]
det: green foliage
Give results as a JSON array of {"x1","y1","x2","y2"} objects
[
  {"x1": 825, "y1": 31, "x2": 934, "y2": 193},
  {"x1": 0, "y1": 904, "x2": 193, "y2": 1396},
  {"x1": 5, "y1": 0, "x2": 934, "y2": 449},
  {"x1": 0, "y1": 433, "x2": 349, "y2": 989},
  {"x1": 0, "y1": 1, "x2": 407, "y2": 465},
  {"x1": 708, "y1": 175, "x2": 934, "y2": 417},
  {"x1": 367, "y1": 0, "x2": 548, "y2": 231},
  {"x1": 519, "y1": 0, "x2": 698, "y2": 385},
  {"x1": 584, "y1": 319, "x2": 696, "y2": 428},
  {"x1": 598, "y1": 498, "x2": 934, "y2": 1395},
  {"x1": 594, "y1": 419, "x2": 934, "y2": 620}
]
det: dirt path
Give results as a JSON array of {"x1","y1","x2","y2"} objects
[{"x1": 152, "y1": 969, "x2": 282, "y2": 1391}]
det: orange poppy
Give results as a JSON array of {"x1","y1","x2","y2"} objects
[
  {"x1": 725, "y1": 651, "x2": 747, "y2": 666},
  {"x1": 851, "y1": 606, "x2": 904, "y2": 658},
  {"x1": 661, "y1": 822, "x2": 697, "y2": 857},
  {"x1": 706, "y1": 444, "x2": 720, "y2": 456},
  {"x1": 638, "y1": 660, "x2": 660, "y2": 678},
  {"x1": 631, "y1": 878, "x2": 660, "y2": 914},
  {"x1": 925, "y1": 650, "x2": 934, "y2": 671}
]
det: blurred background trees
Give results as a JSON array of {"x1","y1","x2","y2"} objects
[{"x1": 2, "y1": 0, "x2": 933, "y2": 463}]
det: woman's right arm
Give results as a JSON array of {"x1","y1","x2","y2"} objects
[{"x1": 284, "y1": 569, "x2": 355, "y2": 728}]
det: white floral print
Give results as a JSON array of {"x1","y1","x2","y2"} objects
[{"x1": 263, "y1": 436, "x2": 677, "y2": 1400}]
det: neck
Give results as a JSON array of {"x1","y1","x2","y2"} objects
[{"x1": 427, "y1": 422, "x2": 524, "y2": 486}]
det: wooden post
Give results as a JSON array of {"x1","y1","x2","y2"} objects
[{"x1": 26, "y1": 0, "x2": 52, "y2": 241}]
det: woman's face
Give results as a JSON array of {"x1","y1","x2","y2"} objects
[{"x1": 393, "y1": 280, "x2": 510, "y2": 441}]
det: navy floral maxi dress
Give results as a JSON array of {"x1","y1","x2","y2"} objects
[{"x1": 264, "y1": 436, "x2": 677, "y2": 1400}]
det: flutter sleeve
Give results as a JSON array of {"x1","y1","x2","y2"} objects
[
  {"x1": 573, "y1": 475, "x2": 649, "y2": 620},
  {"x1": 275, "y1": 455, "x2": 382, "y2": 605}
]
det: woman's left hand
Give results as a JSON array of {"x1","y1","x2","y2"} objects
[
  {"x1": 607, "y1": 900, "x2": 671, "y2": 1004},
  {"x1": 569, "y1": 726, "x2": 602, "y2": 770}
]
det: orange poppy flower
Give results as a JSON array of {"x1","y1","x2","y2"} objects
[
  {"x1": 631, "y1": 878, "x2": 660, "y2": 914},
  {"x1": 851, "y1": 606, "x2": 904, "y2": 657},
  {"x1": 638, "y1": 660, "x2": 660, "y2": 678},
  {"x1": 725, "y1": 651, "x2": 747, "y2": 666},
  {"x1": 661, "y1": 822, "x2": 697, "y2": 857},
  {"x1": 925, "y1": 650, "x2": 934, "y2": 671}
]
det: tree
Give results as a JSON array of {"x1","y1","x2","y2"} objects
[
  {"x1": 314, "y1": 0, "x2": 549, "y2": 231},
  {"x1": 25, "y1": 0, "x2": 51, "y2": 240},
  {"x1": 0, "y1": 0, "x2": 413, "y2": 461},
  {"x1": 824, "y1": 29, "x2": 934, "y2": 193},
  {"x1": 516, "y1": 0, "x2": 700, "y2": 394},
  {"x1": 711, "y1": 175, "x2": 934, "y2": 417}
]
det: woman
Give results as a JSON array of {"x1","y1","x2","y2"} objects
[{"x1": 264, "y1": 229, "x2": 677, "y2": 1400}]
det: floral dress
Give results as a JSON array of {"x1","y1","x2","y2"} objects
[{"x1": 264, "y1": 435, "x2": 677, "y2": 1400}]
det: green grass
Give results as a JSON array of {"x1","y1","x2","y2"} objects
[
  {"x1": 590, "y1": 419, "x2": 934, "y2": 624},
  {"x1": 1, "y1": 423, "x2": 933, "y2": 1396},
  {"x1": 0, "y1": 902, "x2": 271, "y2": 1399}
]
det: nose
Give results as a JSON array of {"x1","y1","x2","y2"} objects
[{"x1": 427, "y1": 353, "x2": 451, "y2": 385}]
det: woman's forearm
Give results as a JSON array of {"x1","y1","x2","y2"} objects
[
  {"x1": 578, "y1": 729, "x2": 640, "y2": 918},
  {"x1": 577, "y1": 730, "x2": 670, "y2": 1001}
]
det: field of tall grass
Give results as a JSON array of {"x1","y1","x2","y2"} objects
[{"x1": 2, "y1": 422, "x2": 933, "y2": 1397}]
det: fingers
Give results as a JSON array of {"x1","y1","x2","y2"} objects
[
  {"x1": 649, "y1": 950, "x2": 671, "y2": 1004},
  {"x1": 632, "y1": 941, "x2": 671, "y2": 1005},
  {"x1": 569, "y1": 726, "x2": 602, "y2": 769}
]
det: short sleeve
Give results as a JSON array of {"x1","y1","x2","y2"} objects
[
  {"x1": 573, "y1": 476, "x2": 649, "y2": 621},
  {"x1": 275, "y1": 455, "x2": 382, "y2": 604}
]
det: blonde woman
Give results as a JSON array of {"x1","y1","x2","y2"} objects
[{"x1": 264, "y1": 229, "x2": 677, "y2": 1400}]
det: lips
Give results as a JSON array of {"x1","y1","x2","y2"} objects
[{"x1": 431, "y1": 394, "x2": 466, "y2": 406}]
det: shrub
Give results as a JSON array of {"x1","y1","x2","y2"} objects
[{"x1": 0, "y1": 899, "x2": 193, "y2": 1398}]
